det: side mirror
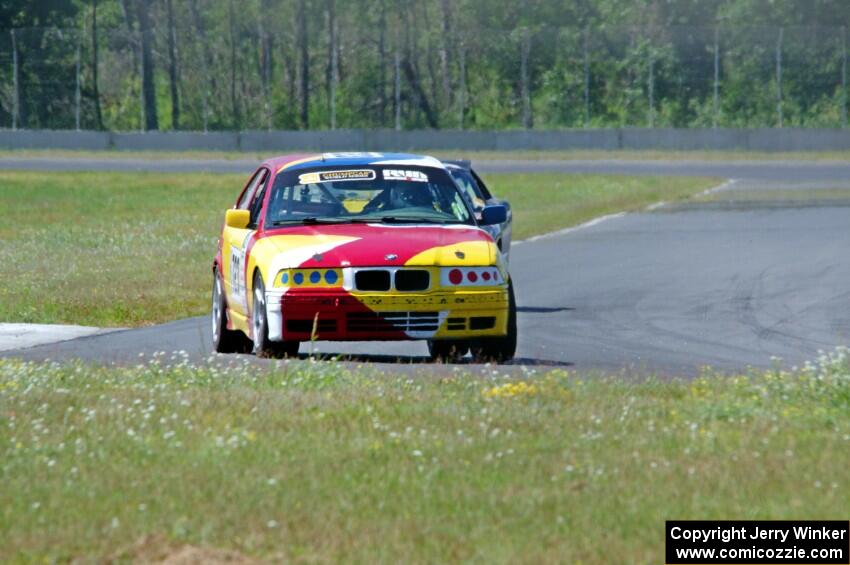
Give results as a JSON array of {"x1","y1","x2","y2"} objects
[
  {"x1": 480, "y1": 204, "x2": 507, "y2": 226},
  {"x1": 225, "y1": 209, "x2": 250, "y2": 229}
]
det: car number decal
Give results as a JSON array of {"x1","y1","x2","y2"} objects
[
  {"x1": 229, "y1": 231, "x2": 254, "y2": 311},
  {"x1": 382, "y1": 169, "x2": 428, "y2": 182}
]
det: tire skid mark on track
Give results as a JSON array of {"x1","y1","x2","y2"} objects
[
  {"x1": 731, "y1": 268, "x2": 833, "y2": 358},
  {"x1": 630, "y1": 286, "x2": 761, "y2": 365}
]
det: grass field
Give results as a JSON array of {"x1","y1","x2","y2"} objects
[
  {"x1": 1, "y1": 351, "x2": 848, "y2": 563},
  {"x1": 484, "y1": 173, "x2": 716, "y2": 240},
  {"x1": 0, "y1": 170, "x2": 716, "y2": 327}
]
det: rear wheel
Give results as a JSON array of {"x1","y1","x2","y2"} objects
[
  {"x1": 251, "y1": 274, "x2": 299, "y2": 358},
  {"x1": 471, "y1": 280, "x2": 517, "y2": 363},
  {"x1": 427, "y1": 339, "x2": 470, "y2": 363},
  {"x1": 211, "y1": 268, "x2": 248, "y2": 354}
]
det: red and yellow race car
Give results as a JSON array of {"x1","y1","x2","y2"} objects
[{"x1": 211, "y1": 152, "x2": 516, "y2": 362}]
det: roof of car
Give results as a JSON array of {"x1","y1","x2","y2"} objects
[
  {"x1": 441, "y1": 159, "x2": 472, "y2": 170},
  {"x1": 262, "y1": 152, "x2": 446, "y2": 173}
]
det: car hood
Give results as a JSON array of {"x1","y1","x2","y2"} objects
[{"x1": 261, "y1": 223, "x2": 498, "y2": 268}]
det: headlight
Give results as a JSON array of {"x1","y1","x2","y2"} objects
[
  {"x1": 440, "y1": 267, "x2": 504, "y2": 287},
  {"x1": 275, "y1": 268, "x2": 343, "y2": 288}
]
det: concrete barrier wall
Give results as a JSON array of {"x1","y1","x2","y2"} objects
[{"x1": 2, "y1": 128, "x2": 850, "y2": 152}]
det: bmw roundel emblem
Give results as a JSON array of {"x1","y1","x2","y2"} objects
[{"x1": 385, "y1": 253, "x2": 398, "y2": 261}]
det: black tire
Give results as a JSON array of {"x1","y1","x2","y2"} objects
[
  {"x1": 427, "y1": 339, "x2": 470, "y2": 362},
  {"x1": 251, "y1": 273, "x2": 299, "y2": 358},
  {"x1": 471, "y1": 280, "x2": 517, "y2": 363},
  {"x1": 211, "y1": 268, "x2": 249, "y2": 354}
]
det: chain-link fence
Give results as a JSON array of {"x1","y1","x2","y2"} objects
[{"x1": 0, "y1": 25, "x2": 847, "y2": 131}]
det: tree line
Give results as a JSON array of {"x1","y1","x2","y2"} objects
[{"x1": 2, "y1": 0, "x2": 850, "y2": 131}]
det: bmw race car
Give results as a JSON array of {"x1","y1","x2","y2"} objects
[
  {"x1": 443, "y1": 159, "x2": 513, "y2": 265},
  {"x1": 211, "y1": 152, "x2": 517, "y2": 362}
]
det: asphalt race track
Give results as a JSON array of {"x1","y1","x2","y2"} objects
[{"x1": 4, "y1": 157, "x2": 850, "y2": 375}]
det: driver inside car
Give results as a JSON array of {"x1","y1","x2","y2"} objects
[{"x1": 362, "y1": 183, "x2": 435, "y2": 213}]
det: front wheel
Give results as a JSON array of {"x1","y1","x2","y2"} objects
[
  {"x1": 470, "y1": 280, "x2": 517, "y2": 363},
  {"x1": 251, "y1": 274, "x2": 299, "y2": 358}
]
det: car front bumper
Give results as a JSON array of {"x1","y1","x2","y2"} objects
[{"x1": 265, "y1": 288, "x2": 509, "y2": 342}]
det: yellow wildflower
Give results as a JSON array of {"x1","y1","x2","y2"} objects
[{"x1": 482, "y1": 381, "x2": 539, "y2": 399}]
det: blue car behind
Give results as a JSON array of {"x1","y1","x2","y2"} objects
[{"x1": 443, "y1": 159, "x2": 513, "y2": 266}]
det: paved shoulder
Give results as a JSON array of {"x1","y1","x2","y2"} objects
[
  {"x1": 0, "y1": 323, "x2": 118, "y2": 352},
  {"x1": 1, "y1": 318, "x2": 209, "y2": 363}
]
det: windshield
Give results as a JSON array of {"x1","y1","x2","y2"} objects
[{"x1": 265, "y1": 165, "x2": 474, "y2": 226}]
